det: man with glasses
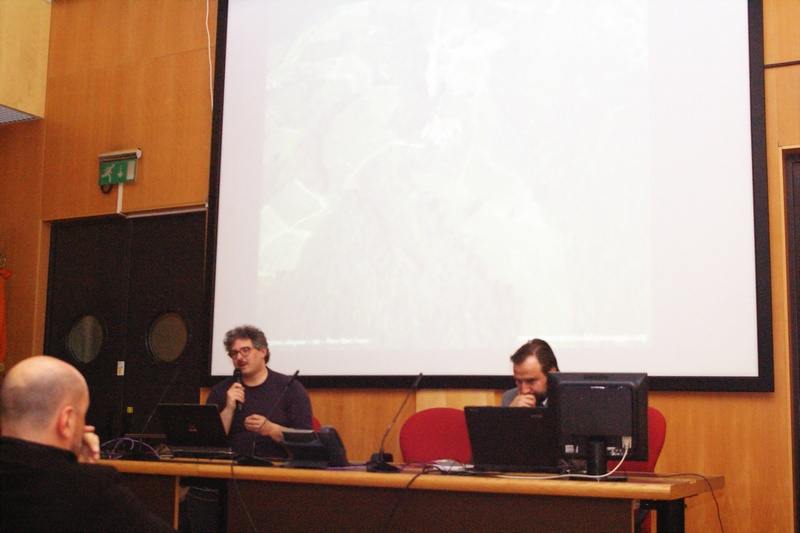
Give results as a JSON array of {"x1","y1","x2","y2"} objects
[
  {"x1": 206, "y1": 325, "x2": 313, "y2": 458},
  {"x1": 501, "y1": 339, "x2": 559, "y2": 408},
  {"x1": 180, "y1": 326, "x2": 314, "y2": 531}
]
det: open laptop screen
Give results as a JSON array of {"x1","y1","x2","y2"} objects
[
  {"x1": 464, "y1": 406, "x2": 561, "y2": 473},
  {"x1": 156, "y1": 403, "x2": 233, "y2": 456}
]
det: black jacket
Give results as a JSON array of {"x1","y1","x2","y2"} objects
[{"x1": 0, "y1": 436, "x2": 174, "y2": 532}]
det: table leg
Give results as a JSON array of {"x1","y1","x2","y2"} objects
[{"x1": 655, "y1": 498, "x2": 686, "y2": 533}]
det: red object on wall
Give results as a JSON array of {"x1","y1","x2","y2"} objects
[{"x1": 0, "y1": 268, "x2": 10, "y2": 364}]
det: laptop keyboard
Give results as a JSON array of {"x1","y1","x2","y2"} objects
[{"x1": 166, "y1": 445, "x2": 237, "y2": 460}]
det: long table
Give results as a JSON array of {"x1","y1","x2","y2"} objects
[{"x1": 103, "y1": 459, "x2": 723, "y2": 532}]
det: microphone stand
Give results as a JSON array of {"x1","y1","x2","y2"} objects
[
  {"x1": 127, "y1": 363, "x2": 181, "y2": 460},
  {"x1": 367, "y1": 373, "x2": 423, "y2": 473},
  {"x1": 237, "y1": 370, "x2": 300, "y2": 466}
]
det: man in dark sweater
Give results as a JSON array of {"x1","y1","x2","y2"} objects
[
  {"x1": 207, "y1": 324, "x2": 312, "y2": 458},
  {"x1": 180, "y1": 325, "x2": 313, "y2": 532},
  {"x1": 0, "y1": 355, "x2": 174, "y2": 532}
]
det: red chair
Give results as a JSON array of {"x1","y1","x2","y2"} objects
[
  {"x1": 312, "y1": 416, "x2": 322, "y2": 431},
  {"x1": 399, "y1": 407, "x2": 472, "y2": 464},
  {"x1": 607, "y1": 406, "x2": 667, "y2": 473},
  {"x1": 608, "y1": 406, "x2": 667, "y2": 533}
]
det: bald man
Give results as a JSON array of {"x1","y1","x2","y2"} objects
[{"x1": 0, "y1": 356, "x2": 174, "y2": 532}]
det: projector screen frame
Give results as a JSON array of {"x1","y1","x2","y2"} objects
[{"x1": 204, "y1": 0, "x2": 773, "y2": 393}]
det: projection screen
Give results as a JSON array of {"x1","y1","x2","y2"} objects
[{"x1": 206, "y1": 0, "x2": 772, "y2": 391}]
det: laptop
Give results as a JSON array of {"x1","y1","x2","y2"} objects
[
  {"x1": 464, "y1": 406, "x2": 562, "y2": 473},
  {"x1": 156, "y1": 403, "x2": 237, "y2": 460}
]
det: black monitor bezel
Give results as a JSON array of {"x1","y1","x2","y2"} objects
[{"x1": 547, "y1": 372, "x2": 649, "y2": 467}]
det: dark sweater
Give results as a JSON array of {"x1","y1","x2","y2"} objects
[
  {"x1": 0, "y1": 436, "x2": 175, "y2": 532},
  {"x1": 206, "y1": 368, "x2": 313, "y2": 457}
]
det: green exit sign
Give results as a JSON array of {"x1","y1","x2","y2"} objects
[{"x1": 99, "y1": 159, "x2": 137, "y2": 185}]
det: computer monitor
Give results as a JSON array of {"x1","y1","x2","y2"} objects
[{"x1": 548, "y1": 372, "x2": 648, "y2": 477}]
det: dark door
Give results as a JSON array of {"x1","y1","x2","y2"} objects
[
  {"x1": 44, "y1": 212, "x2": 207, "y2": 442},
  {"x1": 123, "y1": 213, "x2": 208, "y2": 435},
  {"x1": 784, "y1": 150, "x2": 800, "y2": 522},
  {"x1": 44, "y1": 217, "x2": 130, "y2": 440}
]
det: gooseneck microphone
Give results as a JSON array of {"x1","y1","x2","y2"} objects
[
  {"x1": 233, "y1": 368, "x2": 243, "y2": 412},
  {"x1": 264, "y1": 370, "x2": 300, "y2": 420},
  {"x1": 366, "y1": 373, "x2": 423, "y2": 473},
  {"x1": 241, "y1": 369, "x2": 301, "y2": 464},
  {"x1": 129, "y1": 363, "x2": 182, "y2": 460}
]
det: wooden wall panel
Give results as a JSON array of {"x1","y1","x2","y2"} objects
[
  {"x1": 764, "y1": 0, "x2": 800, "y2": 65},
  {"x1": 0, "y1": 0, "x2": 50, "y2": 117},
  {"x1": 47, "y1": 0, "x2": 135, "y2": 78},
  {"x1": 114, "y1": 51, "x2": 212, "y2": 213},
  {"x1": 309, "y1": 389, "x2": 416, "y2": 462},
  {"x1": 650, "y1": 390, "x2": 792, "y2": 532},
  {"x1": 129, "y1": 0, "x2": 218, "y2": 61},
  {"x1": 0, "y1": 120, "x2": 47, "y2": 366},
  {"x1": 42, "y1": 0, "x2": 214, "y2": 219},
  {"x1": 415, "y1": 389, "x2": 500, "y2": 411},
  {"x1": 42, "y1": 64, "x2": 128, "y2": 219},
  {"x1": 48, "y1": 0, "x2": 217, "y2": 78},
  {"x1": 767, "y1": 66, "x2": 800, "y2": 147}
]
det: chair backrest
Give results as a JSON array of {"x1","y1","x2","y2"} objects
[
  {"x1": 608, "y1": 406, "x2": 667, "y2": 472},
  {"x1": 399, "y1": 407, "x2": 472, "y2": 464}
]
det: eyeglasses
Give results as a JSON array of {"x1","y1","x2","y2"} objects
[{"x1": 229, "y1": 346, "x2": 254, "y2": 358}]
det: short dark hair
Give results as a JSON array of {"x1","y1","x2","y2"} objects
[
  {"x1": 509, "y1": 338, "x2": 559, "y2": 373},
  {"x1": 223, "y1": 325, "x2": 270, "y2": 364}
]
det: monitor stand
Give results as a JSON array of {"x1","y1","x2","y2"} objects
[{"x1": 571, "y1": 439, "x2": 628, "y2": 482}]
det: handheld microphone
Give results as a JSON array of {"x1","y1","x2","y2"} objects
[
  {"x1": 366, "y1": 373, "x2": 423, "y2": 473},
  {"x1": 233, "y1": 368, "x2": 243, "y2": 412}
]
